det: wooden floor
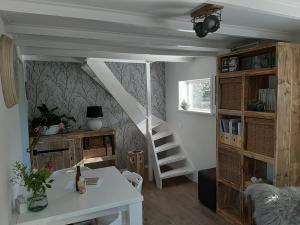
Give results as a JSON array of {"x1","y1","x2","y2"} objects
[{"x1": 142, "y1": 177, "x2": 228, "y2": 225}]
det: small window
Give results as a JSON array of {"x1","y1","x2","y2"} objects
[{"x1": 178, "y1": 77, "x2": 215, "y2": 114}]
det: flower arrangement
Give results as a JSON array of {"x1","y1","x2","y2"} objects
[
  {"x1": 11, "y1": 162, "x2": 53, "y2": 195},
  {"x1": 11, "y1": 162, "x2": 54, "y2": 212}
]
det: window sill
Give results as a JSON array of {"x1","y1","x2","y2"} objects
[{"x1": 177, "y1": 109, "x2": 215, "y2": 116}]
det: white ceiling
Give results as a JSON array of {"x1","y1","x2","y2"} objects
[{"x1": 0, "y1": 0, "x2": 300, "y2": 62}]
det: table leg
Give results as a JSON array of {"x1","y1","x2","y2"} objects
[{"x1": 128, "y1": 202, "x2": 143, "y2": 225}]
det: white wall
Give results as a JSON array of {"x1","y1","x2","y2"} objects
[
  {"x1": 0, "y1": 17, "x2": 24, "y2": 225},
  {"x1": 165, "y1": 57, "x2": 217, "y2": 181}
]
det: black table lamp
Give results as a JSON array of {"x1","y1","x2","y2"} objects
[{"x1": 86, "y1": 106, "x2": 103, "y2": 130}]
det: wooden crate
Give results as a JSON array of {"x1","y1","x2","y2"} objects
[
  {"x1": 127, "y1": 150, "x2": 144, "y2": 177},
  {"x1": 218, "y1": 147, "x2": 242, "y2": 187},
  {"x1": 219, "y1": 77, "x2": 242, "y2": 110},
  {"x1": 245, "y1": 117, "x2": 275, "y2": 158}
]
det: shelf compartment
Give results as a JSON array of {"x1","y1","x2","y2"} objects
[
  {"x1": 244, "y1": 111, "x2": 275, "y2": 120},
  {"x1": 217, "y1": 182, "x2": 242, "y2": 224},
  {"x1": 218, "y1": 109, "x2": 242, "y2": 116},
  {"x1": 244, "y1": 74, "x2": 277, "y2": 112},
  {"x1": 243, "y1": 156, "x2": 274, "y2": 190},
  {"x1": 218, "y1": 67, "x2": 277, "y2": 78},
  {"x1": 243, "y1": 150, "x2": 274, "y2": 165},
  {"x1": 219, "y1": 43, "x2": 277, "y2": 59},
  {"x1": 244, "y1": 117, "x2": 275, "y2": 158},
  {"x1": 219, "y1": 77, "x2": 242, "y2": 110},
  {"x1": 219, "y1": 115, "x2": 242, "y2": 148},
  {"x1": 244, "y1": 67, "x2": 277, "y2": 77},
  {"x1": 218, "y1": 147, "x2": 242, "y2": 187}
]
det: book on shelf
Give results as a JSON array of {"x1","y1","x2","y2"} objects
[
  {"x1": 220, "y1": 118, "x2": 241, "y2": 135},
  {"x1": 258, "y1": 88, "x2": 276, "y2": 112}
]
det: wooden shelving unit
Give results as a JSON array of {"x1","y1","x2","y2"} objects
[{"x1": 216, "y1": 42, "x2": 300, "y2": 224}]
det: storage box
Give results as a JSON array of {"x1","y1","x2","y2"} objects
[
  {"x1": 218, "y1": 147, "x2": 242, "y2": 187},
  {"x1": 198, "y1": 168, "x2": 216, "y2": 212},
  {"x1": 245, "y1": 117, "x2": 275, "y2": 157},
  {"x1": 219, "y1": 78, "x2": 242, "y2": 110}
]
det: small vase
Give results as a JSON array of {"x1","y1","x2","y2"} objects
[{"x1": 27, "y1": 192, "x2": 48, "y2": 212}]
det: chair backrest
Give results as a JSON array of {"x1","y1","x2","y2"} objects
[
  {"x1": 122, "y1": 170, "x2": 143, "y2": 193},
  {"x1": 52, "y1": 166, "x2": 91, "y2": 177}
]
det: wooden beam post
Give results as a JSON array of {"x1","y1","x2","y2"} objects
[{"x1": 146, "y1": 62, "x2": 153, "y2": 181}]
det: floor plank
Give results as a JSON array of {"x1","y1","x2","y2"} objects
[{"x1": 142, "y1": 177, "x2": 228, "y2": 225}]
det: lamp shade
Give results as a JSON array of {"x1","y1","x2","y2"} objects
[
  {"x1": 194, "y1": 22, "x2": 208, "y2": 38},
  {"x1": 203, "y1": 15, "x2": 220, "y2": 33},
  {"x1": 86, "y1": 106, "x2": 103, "y2": 118}
]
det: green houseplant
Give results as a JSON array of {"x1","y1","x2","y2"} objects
[
  {"x1": 31, "y1": 104, "x2": 76, "y2": 135},
  {"x1": 29, "y1": 104, "x2": 76, "y2": 153},
  {"x1": 11, "y1": 162, "x2": 54, "y2": 212}
]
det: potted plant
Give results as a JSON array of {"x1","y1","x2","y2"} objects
[
  {"x1": 11, "y1": 162, "x2": 54, "y2": 212},
  {"x1": 31, "y1": 104, "x2": 76, "y2": 136}
]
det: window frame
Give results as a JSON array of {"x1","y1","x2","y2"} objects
[{"x1": 178, "y1": 76, "x2": 215, "y2": 115}]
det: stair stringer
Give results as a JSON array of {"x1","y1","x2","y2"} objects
[{"x1": 83, "y1": 60, "x2": 163, "y2": 136}]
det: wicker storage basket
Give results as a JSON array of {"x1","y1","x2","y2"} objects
[
  {"x1": 219, "y1": 77, "x2": 242, "y2": 110},
  {"x1": 245, "y1": 117, "x2": 275, "y2": 157},
  {"x1": 218, "y1": 147, "x2": 242, "y2": 187}
]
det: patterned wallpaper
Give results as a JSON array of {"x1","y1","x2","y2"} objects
[{"x1": 25, "y1": 61, "x2": 165, "y2": 168}]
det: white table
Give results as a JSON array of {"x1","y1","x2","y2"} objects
[{"x1": 12, "y1": 167, "x2": 143, "y2": 225}]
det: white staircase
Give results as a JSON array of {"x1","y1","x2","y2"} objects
[{"x1": 83, "y1": 59, "x2": 195, "y2": 189}]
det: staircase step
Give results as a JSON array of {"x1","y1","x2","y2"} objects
[
  {"x1": 155, "y1": 142, "x2": 179, "y2": 154},
  {"x1": 151, "y1": 121, "x2": 163, "y2": 129},
  {"x1": 158, "y1": 154, "x2": 186, "y2": 166},
  {"x1": 161, "y1": 166, "x2": 194, "y2": 179},
  {"x1": 152, "y1": 131, "x2": 173, "y2": 141}
]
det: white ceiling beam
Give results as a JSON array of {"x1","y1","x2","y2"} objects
[
  {"x1": 22, "y1": 55, "x2": 83, "y2": 63},
  {"x1": 209, "y1": 0, "x2": 300, "y2": 20},
  {"x1": 0, "y1": 0, "x2": 291, "y2": 41},
  {"x1": 14, "y1": 36, "x2": 218, "y2": 57},
  {"x1": 20, "y1": 47, "x2": 201, "y2": 62},
  {"x1": 0, "y1": 0, "x2": 190, "y2": 29},
  {"x1": 6, "y1": 24, "x2": 230, "y2": 50}
]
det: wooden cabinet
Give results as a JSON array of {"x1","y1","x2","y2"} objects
[
  {"x1": 216, "y1": 42, "x2": 300, "y2": 224},
  {"x1": 31, "y1": 129, "x2": 116, "y2": 171}
]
